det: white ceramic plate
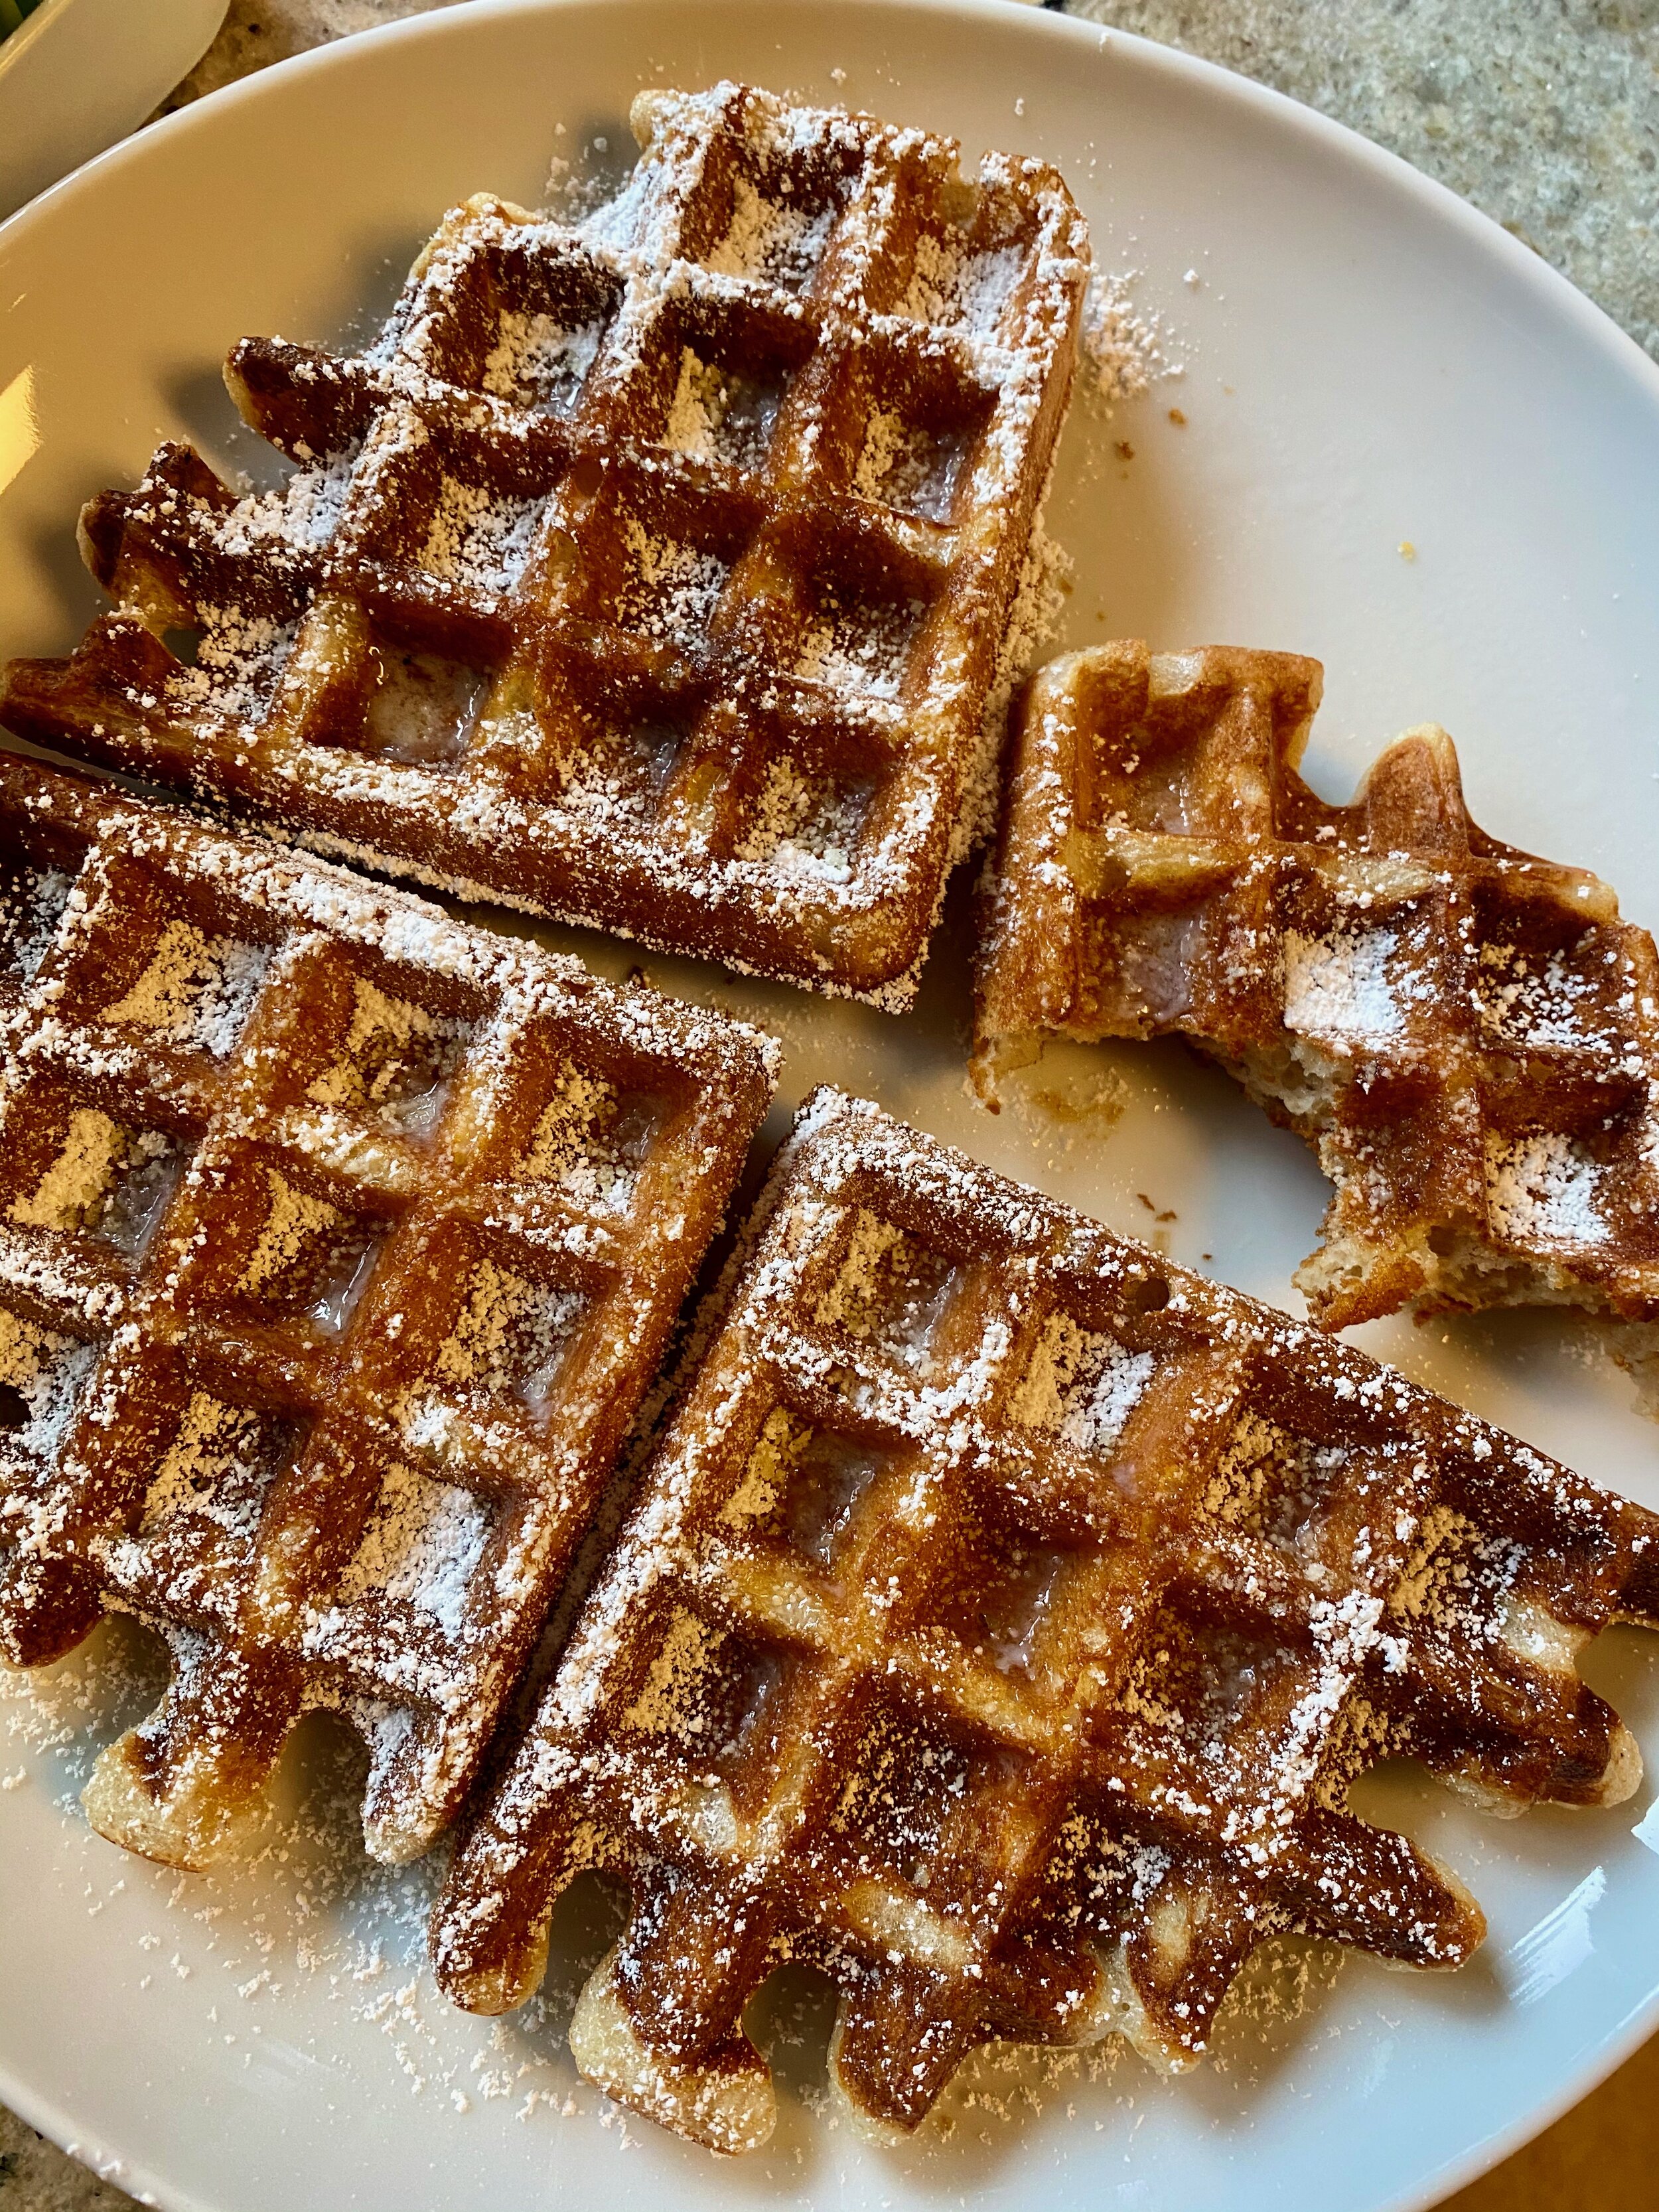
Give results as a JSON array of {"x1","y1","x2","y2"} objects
[{"x1": 3, "y1": 5, "x2": 1658, "y2": 2209}]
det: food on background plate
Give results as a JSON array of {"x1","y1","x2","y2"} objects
[
  {"x1": 435, "y1": 1088, "x2": 1659, "y2": 2153},
  {"x1": 0, "y1": 79, "x2": 1088, "y2": 1007},
  {"x1": 0, "y1": 753, "x2": 774, "y2": 1870},
  {"x1": 974, "y1": 640, "x2": 1659, "y2": 1350}
]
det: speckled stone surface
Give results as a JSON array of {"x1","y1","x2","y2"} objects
[
  {"x1": 0, "y1": 2112, "x2": 138, "y2": 2212},
  {"x1": 154, "y1": 0, "x2": 462, "y2": 108},
  {"x1": 6, "y1": 2, "x2": 1658, "y2": 2205},
  {"x1": 1070, "y1": 0, "x2": 1659, "y2": 359}
]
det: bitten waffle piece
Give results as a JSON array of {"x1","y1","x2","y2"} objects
[
  {"x1": 0, "y1": 83, "x2": 1088, "y2": 1008},
  {"x1": 974, "y1": 641, "x2": 1659, "y2": 1331},
  {"x1": 0, "y1": 753, "x2": 774, "y2": 1870},
  {"x1": 433, "y1": 1089, "x2": 1659, "y2": 2154}
]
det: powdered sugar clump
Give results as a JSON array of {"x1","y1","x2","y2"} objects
[
  {"x1": 1078, "y1": 267, "x2": 1186, "y2": 404},
  {"x1": 902, "y1": 232, "x2": 1027, "y2": 338},
  {"x1": 796, "y1": 593, "x2": 922, "y2": 700},
  {"x1": 704, "y1": 175, "x2": 837, "y2": 291},
  {"x1": 735, "y1": 759, "x2": 869, "y2": 887},
  {"x1": 214, "y1": 451, "x2": 360, "y2": 557}
]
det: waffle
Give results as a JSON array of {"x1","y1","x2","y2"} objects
[
  {"x1": 973, "y1": 641, "x2": 1659, "y2": 1331},
  {"x1": 433, "y1": 1088, "x2": 1659, "y2": 2153},
  {"x1": 0, "y1": 752, "x2": 775, "y2": 1870},
  {"x1": 0, "y1": 83, "x2": 1088, "y2": 1010}
]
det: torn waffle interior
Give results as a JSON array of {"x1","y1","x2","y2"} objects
[
  {"x1": 0, "y1": 81, "x2": 1090, "y2": 1007},
  {"x1": 0, "y1": 752, "x2": 776, "y2": 1872},
  {"x1": 973, "y1": 640, "x2": 1659, "y2": 1333},
  {"x1": 433, "y1": 1090, "x2": 1659, "y2": 2153}
]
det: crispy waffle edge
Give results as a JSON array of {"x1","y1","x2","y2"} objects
[
  {"x1": 972, "y1": 639, "x2": 1659, "y2": 1342},
  {"x1": 0, "y1": 82, "x2": 1090, "y2": 1009},
  {"x1": 0, "y1": 747, "x2": 779, "y2": 1870},
  {"x1": 431, "y1": 1086, "x2": 1659, "y2": 2152}
]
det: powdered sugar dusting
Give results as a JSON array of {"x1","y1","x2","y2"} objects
[
  {"x1": 134, "y1": 1392, "x2": 284, "y2": 1546},
  {"x1": 1011, "y1": 1312, "x2": 1153, "y2": 1453},
  {"x1": 171, "y1": 610, "x2": 297, "y2": 725},
  {"x1": 336, "y1": 1463, "x2": 493, "y2": 1638},
  {"x1": 23, "y1": 80, "x2": 1091, "y2": 1011},
  {"x1": 902, "y1": 231, "x2": 1026, "y2": 339},
  {"x1": 704, "y1": 175, "x2": 837, "y2": 292},
  {"x1": 482, "y1": 310, "x2": 608, "y2": 415},
  {"x1": 0, "y1": 753, "x2": 778, "y2": 1884},
  {"x1": 100, "y1": 919, "x2": 272, "y2": 1058},
  {"x1": 214, "y1": 453, "x2": 360, "y2": 557},
  {"x1": 734, "y1": 759, "x2": 869, "y2": 886},
  {"x1": 520, "y1": 1065, "x2": 656, "y2": 1211},
  {"x1": 420, "y1": 480, "x2": 542, "y2": 596},
  {"x1": 0, "y1": 1626, "x2": 645, "y2": 2142},
  {"x1": 433, "y1": 1089, "x2": 1641, "y2": 2154},
  {"x1": 427, "y1": 1258, "x2": 585, "y2": 1418},
  {"x1": 1485, "y1": 1130, "x2": 1609, "y2": 1249},
  {"x1": 1, "y1": 864, "x2": 72, "y2": 984},
  {"x1": 795, "y1": 591, "x2": 922, "y2": 701},
  {"x1": 1283, "y1": 926, "x2": 1402, "y2": 1043},
  {"x1": 0, "y1": 1306, "x2": 101, "y2": 1475},
  {"x1": 615, "y1": 520, "x2": 727, "y2": 645}
]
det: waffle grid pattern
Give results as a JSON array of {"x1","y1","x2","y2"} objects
[
  {"x1": 1, "y1": 83, "x2": 1089, "y2": 1005},
  {"x1": 435, "y1": 1089, "x2": 1659, "y2": 2150},
  {"x1": 972, "y1": 641, "x2": 1659, "y2": 1329},
  {"x1": 0, "y1": 755, "x2": 774, "y2": 1869}
]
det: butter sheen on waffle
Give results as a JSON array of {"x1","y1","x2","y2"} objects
[
  {"x1": 0, "y1": 82, "x2": 1088, "y2": 1007},
  {"x1": 433, "y1": 1089, "x2": 1659, "y2": 2153},
  {"x1": 0, "y1": 754, "x2": 775, "y2": 1870},
  {"x1": 974, "y1": 641, "x2": 1659, "y2": 1331}
]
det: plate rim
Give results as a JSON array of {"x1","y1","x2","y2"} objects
[
  {"x1": 6, "y1": 0, "x2": 1659, "y2": 412},
  {"x1": 1, "y1": 3, "x2": 1658, "y2": 2207}
]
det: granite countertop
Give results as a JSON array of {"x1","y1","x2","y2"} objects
[{"x1": 4, "y1": 3, "x2": 1658, "y2": 2207}]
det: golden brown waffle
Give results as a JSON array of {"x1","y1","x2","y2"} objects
[
  {"x1": 973, "y1": 641, "x2": 1659, "y2": 1331},
  {"x1": 433, "y1": 1088, "x2": 1659, "y2": 2153},
  {"x1": 0, "y1": 82, "x2": 1088, "y2": 1008},
  {"x1": 0, "y1": 752, "x2": 775, "y2": 1870}
]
